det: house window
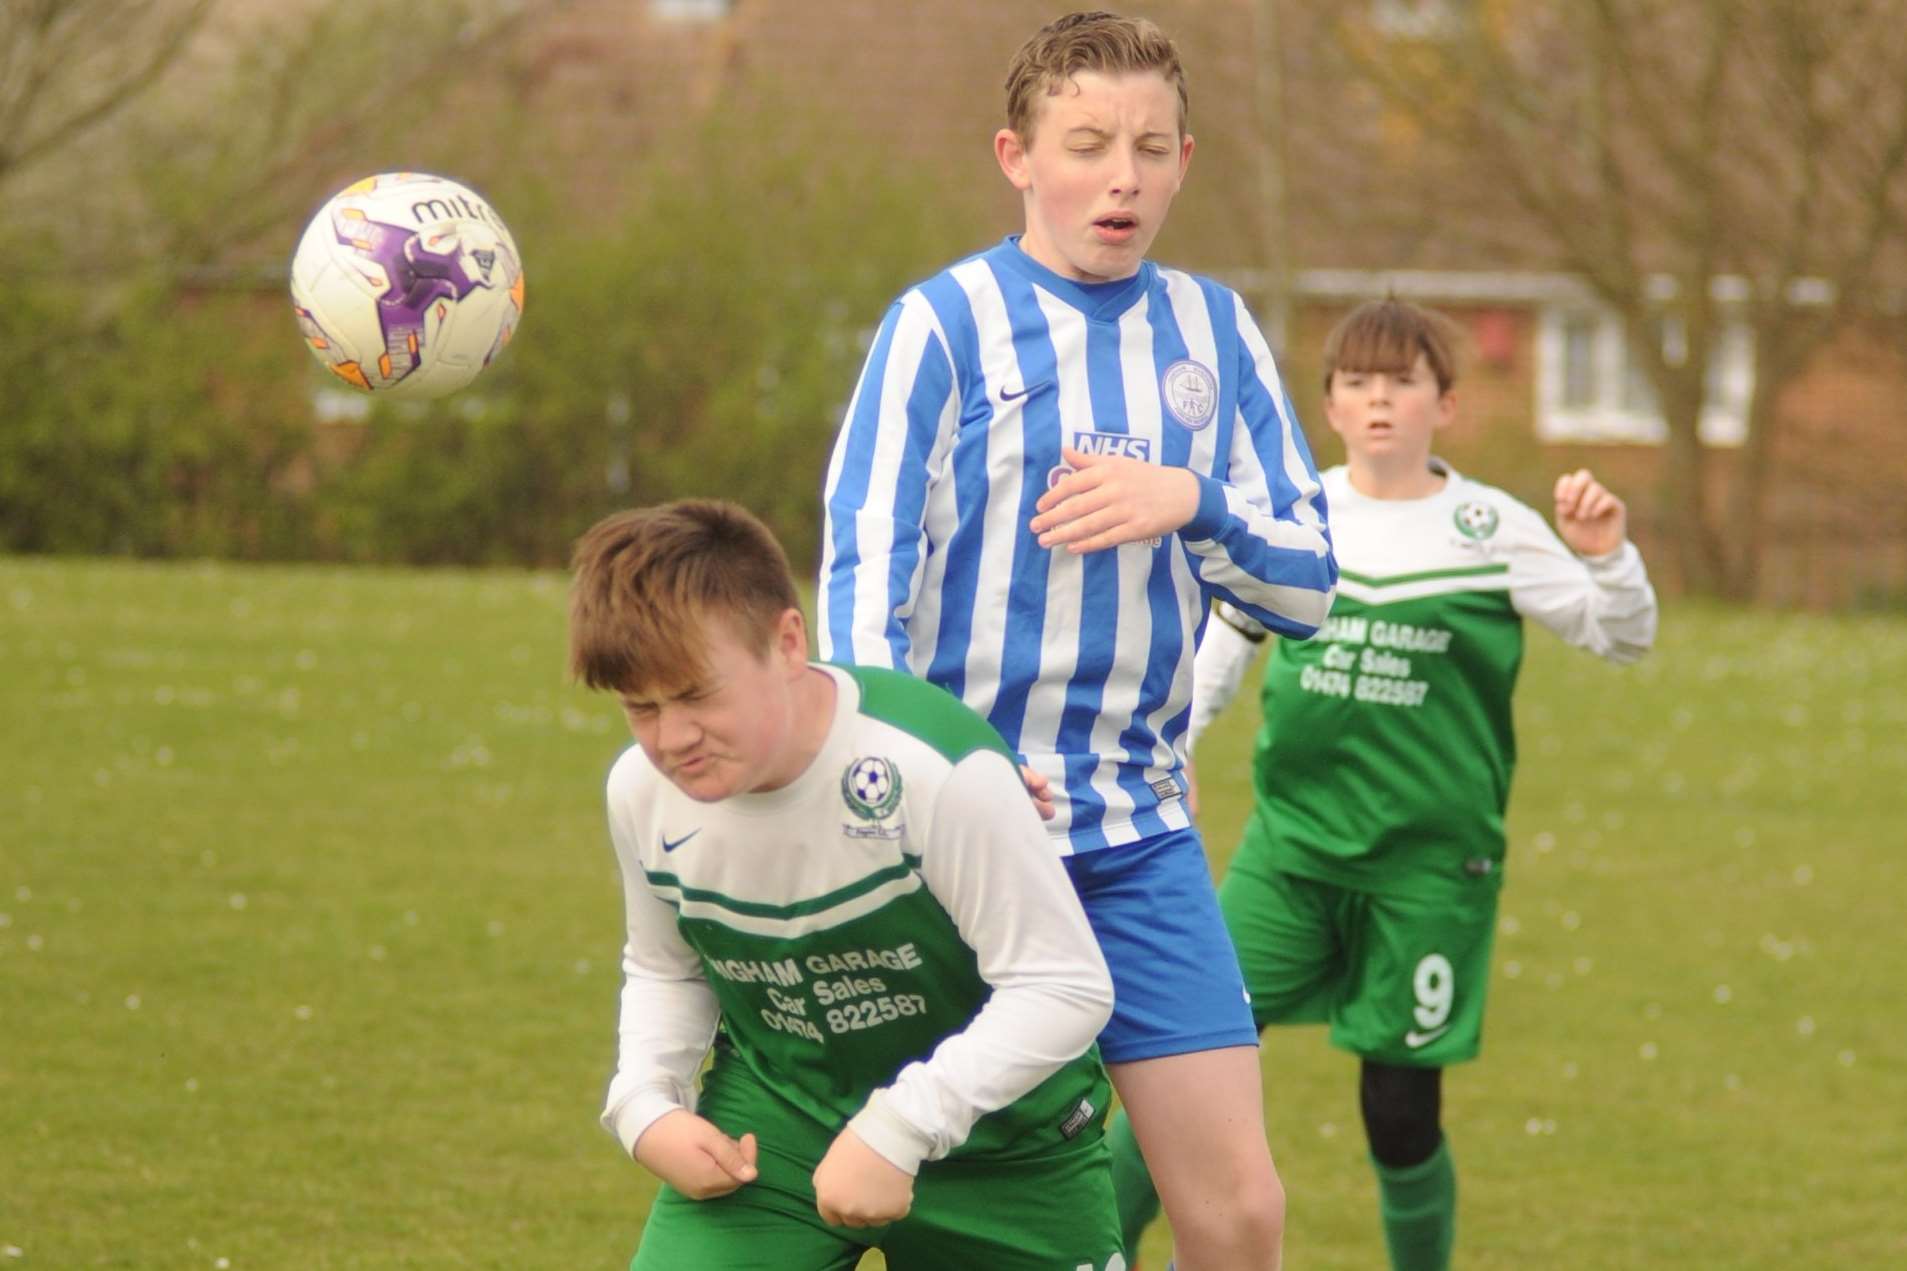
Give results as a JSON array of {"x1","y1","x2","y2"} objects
[
  {"x1": 650, "y1": 0, "x2": 730, "y2": 21},
  {"x1": 1560, "y1": 312, "x2": 1598, "y2": 410},
  {"x1": 1618, "y1": 315, "x2": 1672, "y2": 414},
  {"x1": 314, "y1": 384, "x2": 372, "y2": 424},
  {"x1": 1536, "y1": 306, "x2": 1752, "y2": 446},
  {"x1": 1372, "y1": 0, "x2": 1461, "y2": 39}
]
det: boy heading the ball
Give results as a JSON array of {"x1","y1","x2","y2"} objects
[
  {"x1": 818, "y1": 12, "x2": 1337, "y2": 1269},
  {"x1": 570, "y1": 498, "x2": 1123, "y2": 1270}
]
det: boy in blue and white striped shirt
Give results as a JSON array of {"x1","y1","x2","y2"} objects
[{"x1": 820, "y1": 13, "x2": 1335, "y2": 1268}]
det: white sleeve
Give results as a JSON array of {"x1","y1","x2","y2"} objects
[
  {"x1": 844, "y1": 752, "x2": 1114, "y2": 1176},
  {"x1": 1188, "y1": 603, "x2": 1267, "y2": 755},
  {"x1": 598, "y1": 806, "x2": 721, "y2": 1159},
  {"x1": 1507, "y1": 512, "x2": 1659, "y2": 664}
]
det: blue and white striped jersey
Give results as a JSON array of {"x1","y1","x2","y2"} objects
[{"x1": 819, "y1": 237, "x2": 1336, "y2": 854}]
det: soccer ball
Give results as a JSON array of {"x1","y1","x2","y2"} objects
[{"x1": 290, "y1": 172, "x2": 524, "y2": 399}]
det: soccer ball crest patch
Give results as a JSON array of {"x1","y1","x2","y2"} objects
[
  {"x1": 842, "y1": 757, "x2": 903, "y2": 820},
  {"x1": 1453, "y1": 500, "x2": 1501, "y2": 540}
]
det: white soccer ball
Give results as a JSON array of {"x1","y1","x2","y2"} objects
[{"x1": 289, "y1": 172, "x2": 524, "y2": 399}]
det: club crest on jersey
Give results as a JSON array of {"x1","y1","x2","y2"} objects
[
  {"x1": 1453, "y1": 500, "x2": 1501, "y2": 541},
  {"x1": 1161, "y1": 359, "x2": 1218, "y2": 430},
  {"x1": 842, "y1": 756, "x2": 903, "y2": 823},
  {"x1": 1070, "y1": 431, "x2": 1152, "y2": 461}
]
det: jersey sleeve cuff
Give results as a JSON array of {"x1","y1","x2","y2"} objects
[
  {"x1": 1180, "y1": 474, "x2": 1230, "y2": 541},
  {"x1": 846, "y1": 1091, "x2": 935, "y2": 1177},
  {"x1": 1582, "y1": 541, "x2": 1641, "y2": 573},
  {"x1": 604, "y1": 1088, "x2": 691, "y2": 1159}
]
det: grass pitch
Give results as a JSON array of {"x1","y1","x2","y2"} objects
[{"x1": 2, "y1": 557, "x2": 1902, "y2": 1269}]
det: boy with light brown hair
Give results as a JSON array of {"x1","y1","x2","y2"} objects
[
  {"x1": 820, "y1": 12, "x2": 1340, "y2": 1270},
  {"x1": 1108, "y1": 298, "x2": 1658, "y2": 1269}
]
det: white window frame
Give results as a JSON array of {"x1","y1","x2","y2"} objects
[
  {"x1": 314, "y1": 384, "x2": 372, "y2": 424},
  {"x1": 1535, "y1": 304, "x2": 1753, "y2": 447},
  {"x1": 649, "y1": 0, "x2": 730, "y2": 21}
]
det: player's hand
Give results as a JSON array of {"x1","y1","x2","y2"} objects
[
  {"x1": 632, "y1": 1110, "x2": 759, "y2": 1200},
  {"x1": 1183, "y1": 759, "x2": 1199, "y2": 819},
  {"x1": 813, "y1": 1127, "x2": 914, "y2": 1228},
  {"x1": 1554, "y1": 467, "x2": 1628, "y2": 557},
  {"x1": 1030, "y1": 447, "x2": 1201, "y2": 554},
  {"x1": 1019, "y1": 763, "x2": 1056, "y2": 822}
]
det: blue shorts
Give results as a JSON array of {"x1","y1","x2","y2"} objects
[{"x1": 1062, "y1": 827, "x2": 1259, "y2": 1064}]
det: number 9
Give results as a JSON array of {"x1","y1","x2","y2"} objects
[{"x1": 1412, "y1": 953, "x2": 1454, "y2": 1031}]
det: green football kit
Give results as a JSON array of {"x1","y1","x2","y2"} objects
[
  {"x1": 600, "y1": 663, "x2": 1124, "y2": 1271},
  {"x1": 1193, "y1": 461, "x2": 1657, "y2": 1065}
]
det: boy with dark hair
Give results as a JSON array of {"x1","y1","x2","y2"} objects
[
  {"x1": 572, "y1": 498, "x2": 1124, "y2": 1270},
  {"x1": 1107, "y1": 298, "x2": 1659, "y2": 1270},
  {"x1": 819, "y1": 12, "x2": 1336, "y2": 1270}
]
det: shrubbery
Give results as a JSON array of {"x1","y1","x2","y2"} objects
[{"x1": 0, "y1": 106, "x2": 980, "y2": 574}]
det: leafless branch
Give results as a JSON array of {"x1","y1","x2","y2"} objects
[{"x1": 0, "y1": 0, "x2": 216, "y2": 186}]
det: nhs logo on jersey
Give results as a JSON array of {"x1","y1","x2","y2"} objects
[{"x1": 1071, "y1": 431, "x2": 1152, "y2": 461}]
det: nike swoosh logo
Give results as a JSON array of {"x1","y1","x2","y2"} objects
[
  {"x1": 999, "y1": 381, "x2": 1052, "y2": 403},
  {"x1": 1404, "y1": 1024, "x2": 1451, "y2": 1049},
  {"x1": 661, "y1": 829, "x2": 700, "y2": 853}
]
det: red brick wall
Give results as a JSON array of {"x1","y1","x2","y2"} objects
[{"x1": 1281, "y1": 302, "x2": 1907, "y2": 607}]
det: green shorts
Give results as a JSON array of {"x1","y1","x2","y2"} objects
[
  {"x1": 1219, "y1": 856, "x2": 1499, "y2": 1067},
  {"x1": 630, "y1": 1058, "x2": 1124, "y2": 1271}
]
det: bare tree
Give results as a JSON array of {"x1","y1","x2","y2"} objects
[
  {"x1": 0, "y1": 0, "x2": 215, "y2": 190},
  {"x1": 128, "y1": 0, "x2": 536, "y2": 277},
  {"x1": 1333, "y1": 0, "x2": 1907, "y2": 598},
  {"x1": 0, "y1": 0, "x2": 540, "y2": 282}
]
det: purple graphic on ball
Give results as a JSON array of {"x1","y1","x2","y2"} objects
[{"x1": 333, "y1": 212, "x2": 495, "y2": 384}]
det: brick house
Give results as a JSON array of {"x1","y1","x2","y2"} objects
[{"x1": 406, "y1": 0, "x2": 1907, "y2": 603}]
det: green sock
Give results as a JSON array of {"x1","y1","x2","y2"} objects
[
  {"x1": 1373, "y1": 1137, "x2": 1456, "y2": 1271},
  {"x1": 1106, "y1": 1107, "x2": 1162, "y2": 1260}
]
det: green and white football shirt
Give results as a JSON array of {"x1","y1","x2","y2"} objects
[
  {"x1": 599, "y1": 663, "x2": 1113, "y2": 1175},
  {"x1": 1192, "y1": 461, "x2": 1657, "y2": 898}
]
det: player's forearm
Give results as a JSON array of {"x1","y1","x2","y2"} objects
[
  {"x1": 1581, "y1": 542, "x2": 1659, "y2": 663},
  {"x1": 853, "y1": 964, "x2": 1113, "y2": 1174},
  {"x1": 855, "y1": 757, "x2": 1114, "y2": 1172},
  {"x1": 600, "y1": 965, "x2": 720, "y2": 1156},
  {"x1": 1193, "y1": 303, "x2": 1338, "y2": 635},
  {"x1": 1182, "y1": 480, "x2": 1338, "y2": 638},
  {"x1": 1518, "y1": 540, "x2": 1659, "y2": 663}
]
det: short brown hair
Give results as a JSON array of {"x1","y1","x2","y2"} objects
[
  {"x1": 1322, "y1": 299, "x2": 1462, "y2": 395},
  {"x1": 568, "y1": 499, "x2": 800, "y2": 695},
  {"x1": 1003, "y1": 11, "x2": 1188, "y2": 142}
]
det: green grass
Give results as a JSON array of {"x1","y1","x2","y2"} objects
[
  {"x1": 3, "y1": 558, "x2": 1903, "y2": 1268},
  {"x1": 1143, "y1": 597, "x2": 1907, "y2": 1270}
]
